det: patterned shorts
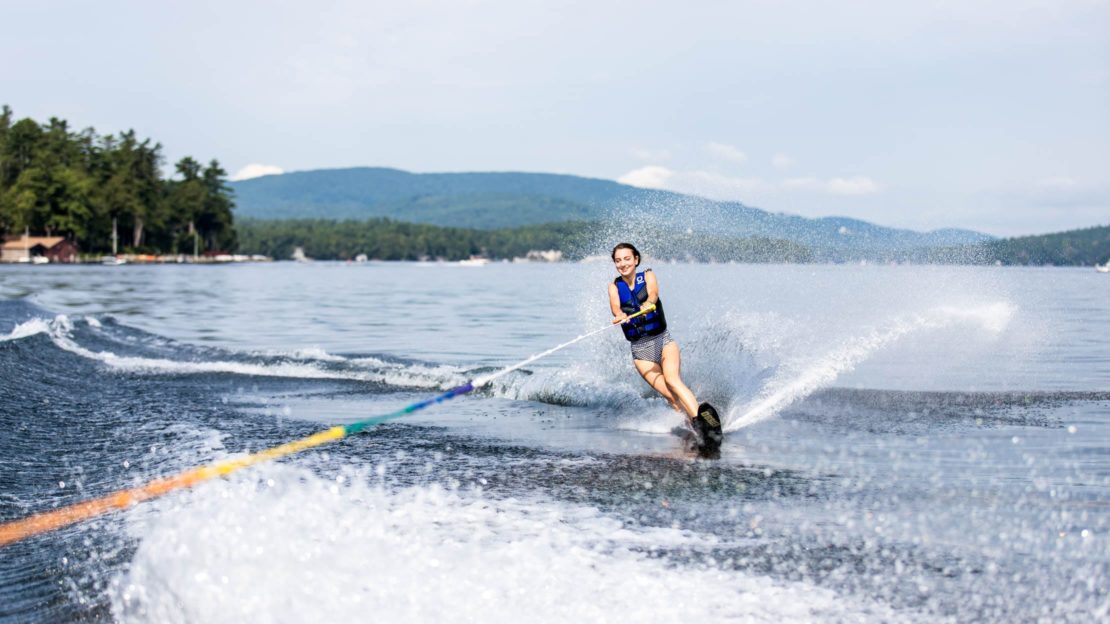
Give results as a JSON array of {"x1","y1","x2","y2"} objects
[{"x1": 630, "y1": 329, "x2": 674, "y2": 364}]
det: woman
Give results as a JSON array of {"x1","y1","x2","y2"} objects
[{"x1": 608, "y1": 243, "x2": 722, "y2": 445}]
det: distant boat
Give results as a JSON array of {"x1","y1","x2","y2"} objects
[
  {"x1": 101, "y1": 256, "x2": 126, "y2": 266},
  {"x1": 31, "y1": 256, "x2": 49, "y2": 265},
  {"x1": 1097, "y1": 263, "x2": 1110, "y2": 273},
  {"x1": 458, "y1": 257, "x2": 489, "y2": 266}
]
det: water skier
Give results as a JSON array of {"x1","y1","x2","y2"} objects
[{"x1": 608, "y1": 242, "x2": 722, "y2": 447}]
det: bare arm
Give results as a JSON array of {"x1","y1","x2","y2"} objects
[
  {"x1": 608, "y1": 282, "x2": 630, "y2": 324},
  {"x1": 642, "y1": 269, "x2": 659, "y2": 309}
]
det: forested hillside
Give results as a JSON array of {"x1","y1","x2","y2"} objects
[
  {"x1": 984, "y1": 225, "x2": 1110, "y2": 266},
  {"x1": 235, "y1": 218, "x2": 814, "y2": 263},
  {"x1": 236, "y1": 218, "x2": 1107, "y2": 266},
  {"x1": 0, "y1": 106, "x2": 235, "y2": 254}
]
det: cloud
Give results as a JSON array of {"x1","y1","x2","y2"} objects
[
  {"x1": 772, "y1": 153, "x2": 794, "y2": 169},
  {"x1": 705, "y1": 142, "x2": 748, "y2": 164},
  {"x1": 827, "y1": 176, "x2": 880, "y2": 195},
  {"x1": 618, "y1": 166, "x2": 766, "y2": 200},
  {"x1": 619, "y1": 164, "x2": 884, "y2": 202},
  {"x1": 617, "y1": 165, "x2": 674, "y2": 189},
  {"x1": 231, "y1": 164, "x2": 285, "y2": 181}
]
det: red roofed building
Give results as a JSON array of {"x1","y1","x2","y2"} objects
[{"x1": 1, "y1": 236, "x2": 80, "y2": 263}]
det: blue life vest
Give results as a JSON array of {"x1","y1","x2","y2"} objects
[{"x1": 614, "y1": 270, "x2": 668, "y2": 342}]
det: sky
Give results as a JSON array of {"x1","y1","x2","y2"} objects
[{"x1": 2, "y1": 0, "x2": 1107, "y2": 236}]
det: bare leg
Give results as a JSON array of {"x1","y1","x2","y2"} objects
[
  {"x1": 633, "y1": 359, "x2": 681, "y2": 411},
  {"x1": 660, "y1": 342, "x2": 699, "y2": 419}
]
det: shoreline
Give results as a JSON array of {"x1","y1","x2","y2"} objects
[
  {"x1": 0, "y1": 257, "x2": 1105, "y2": 269},
  {"x1": 0, "y1": 253, "x2": 273, "y2": 266}
]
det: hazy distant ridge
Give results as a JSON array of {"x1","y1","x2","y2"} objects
[{"x1": 230, "y1": 167, "x2": 991, "y2": 250}]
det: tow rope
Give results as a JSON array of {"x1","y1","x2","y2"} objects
[{"x1": 0, "y1": 305, "x2": 655, "y2": 547}]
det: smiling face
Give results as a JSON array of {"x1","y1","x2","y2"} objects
[{"x1": 612, "y1": 247, "x2": 639, "y2": 279}]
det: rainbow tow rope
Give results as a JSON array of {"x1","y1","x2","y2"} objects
[{"x1": 0, "y1": 305, "x2": 655, "y2": 547}]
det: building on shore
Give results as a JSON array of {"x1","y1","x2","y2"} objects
[{"x1": 1, "y1": 236, "x2": 79, "y2": 263}]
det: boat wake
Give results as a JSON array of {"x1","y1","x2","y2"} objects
[
  {"x1": 725, "y1": 303, "x2": 1016, "y2": 430},
  {"x1": 0, "y1": 304, "x2": 654, "y2": 417},
  {"x1": 0, "y1": 299, "x2": 1026, "y2": 435}
]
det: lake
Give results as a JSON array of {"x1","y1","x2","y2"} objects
[{"x1": 1, "y1": 261, "x2": 1107, "y2": 622}]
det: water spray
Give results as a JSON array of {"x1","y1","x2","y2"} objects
[{"x1": 727, "y1": 303, "x2": 1016, "y2": 430}]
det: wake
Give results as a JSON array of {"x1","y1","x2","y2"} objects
[{"x1": 725, "y1": 303, "x2": 1015, "y2": 431}]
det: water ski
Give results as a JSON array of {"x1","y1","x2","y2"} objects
[{"x1": 690, "y1": 402, "x2": 724, "y2": 449}]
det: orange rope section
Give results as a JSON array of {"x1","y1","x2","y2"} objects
[{"x1": 0, "y1": 426, "x2": 346, "y2": 547}]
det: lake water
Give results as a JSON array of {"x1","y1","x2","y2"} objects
[{"x1": 1, "y1": 262, "x2": 1107, "y2": 622}]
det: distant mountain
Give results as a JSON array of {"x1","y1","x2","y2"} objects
[{"x1": 230, "y1": 167, "x2": 991, "y2": 249}]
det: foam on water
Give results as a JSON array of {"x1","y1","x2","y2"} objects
[
  {"x1": 614, "y1": 408, "x2": 688, "y2": 434},
  {"x1": 5, "y1": 315, "x2": 470, "y2": 390},
  {"x1": 109, "y1": 462, "x2": 908, "y2": 624},
  {"x1": 0, "y1": 317, "x2": 54, "y2": 342},
  {"x1": 484, "y1": 364, "x2": 644, "y2": 409},
  {"x1": 727, "y1": 302, "x2": 1016, "y2": 430},
  {"x1": 0, "y1": 303, "x2": 1020, "y2": 438},
  {"x1": 3, "y1": 313, "x2": 656, "y2": 412},
  {"x1": 259, "y1": 346, "x2": 348, "y2": 362}
]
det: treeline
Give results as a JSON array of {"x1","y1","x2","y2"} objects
[
  {"x1": 236, "y1": 218, "x2": 589, "y2": 261},
  {"x1": 235, "y1": 218, "x2": 815, "y2": 263},
  {"x1": 824, "y1": 225, "x2": 1110, "y2": 266},
  {"x1": 983, "y1": 225, "x2": 1109, "y2": 266},
  {"x1": 237, "y1": 217, "x2": 1110, "y2": 266},
  {"x1": 0, "y1": 106, "x2": 235, "y2": 254}
]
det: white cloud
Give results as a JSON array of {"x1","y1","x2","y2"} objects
[
  {"x1": 827, "y1": 176, "x2": 880, "y2": 195},
  {"x1": 231, "y1": 164, "x2": 285, "y2": 181},
  {"x1": 618, "y1": 166, "x2": 767, "y2": 201},
  {"x1": 772, "y1": 153, "x2": 794, "y2": 169},
  {"x1": 620, "y1": 167, "x2": 885, "y2": 202},
  {"x1": 705, "y1": 142, "x2": 748, "y2": 164},
  {"x1": 618, "y1": 165, "x2": 674, "y2": 189}
]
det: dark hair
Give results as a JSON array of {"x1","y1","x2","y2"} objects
[{"x1": 611, "y1": 242, "x2": 641, "y2": 266}]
